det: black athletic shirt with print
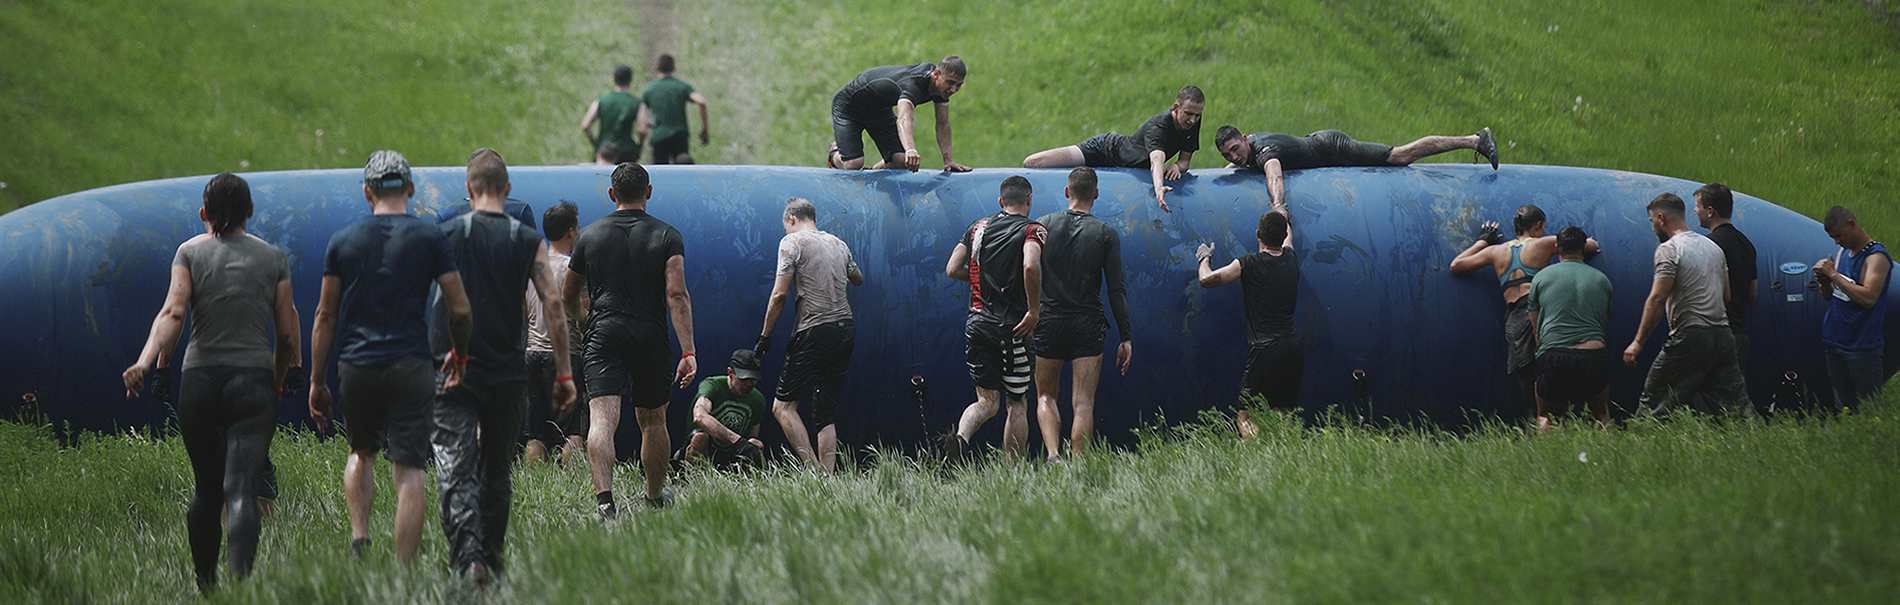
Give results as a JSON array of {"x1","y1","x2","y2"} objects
[
  {"x1": 835, "y1": 63, "x2": 947, "y2": 118},
  {"x1": 960, "y1": 211, "x2": 1047, "y2": 323},
  {"x1": 1244, "y1": 132, "x2": 1313, "y2": 171},
  {"x1": 427, "y1": 211, "x2": 544, "y2": 385},
  {"x1": 1706, "y1": 223, "x2": 1757, "y2": 333},
  {"x1": 569, "y1": 208, "x2": 685, "y2": 330},
  {"x1": 1035, "y1": 210, "x2": 1132, "y2": 341},
  {"x1": 1239, "y1": 249, "x2": 1300, "y2": 348},
  {"x1": 1107, "y1": 110, "x2": 1200, "y2": 168}
]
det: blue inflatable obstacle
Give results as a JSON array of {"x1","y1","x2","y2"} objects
[{"x1": 2, "y1": 164, "x2": 1892, "y2": 451}]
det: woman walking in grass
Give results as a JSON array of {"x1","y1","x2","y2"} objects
[{"x1": 121, "y1": 172, "x2": 300, "y2": 593}]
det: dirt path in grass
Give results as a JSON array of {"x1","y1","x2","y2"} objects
[{"x1": 629, "y1": 0, "x2": 788, "y2": 166}]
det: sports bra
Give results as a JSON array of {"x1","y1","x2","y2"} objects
[{"x1": 1499, "y1": 239, "x2": 1538, "y2": 289}]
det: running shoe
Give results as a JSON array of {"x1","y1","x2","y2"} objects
[
  {"x1": 644, "y1": 487, "x2": 674, "y2": 510},
  {"x1": 349, "y1": 537, "x2": 371, "y2": 560},
  {"x1": 1476, "y1": 127, "x2": 1500, "y2": 170}
]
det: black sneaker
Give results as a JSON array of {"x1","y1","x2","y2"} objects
[
  {"x1": 349, "y1": 537, "x2": 371, "y2": 560},
  {"x1": 598, "y1": 501, "x2": 617, "y2": 520},
  {"x1": 939, "y1": 434, "x2": 968, "y2": 465},
  {"x1": 1476, "y1": 127, "x2": 1500, "y2": 170},
  {"x1": 644, "y1": 487, "x2": 674, "y2": 510},
  {"x1": 257, "y1": 460, "x2": 279, "y2": 502}
]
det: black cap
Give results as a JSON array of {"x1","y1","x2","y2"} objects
[{"x1": 729, "y1": 349, "x2": 762, "y2": 380}]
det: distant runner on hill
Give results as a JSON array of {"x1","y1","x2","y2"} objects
[
  {"x1": 825, "y1": 56, "x2": 973, "y2": 173},
  {"x1": 1214, "y1": 125, "x2": 1499, "y2": 207},
  {"x1": 636, "y1": 54, "x2": 710, "y2": 165},
  {"x1": 580, "y1": 65, "x2": 643, "y2": 164}
]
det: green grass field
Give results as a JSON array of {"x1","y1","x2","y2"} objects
[{"x1": 3, "y1": 403, "x2": 1897, "y2": 603}]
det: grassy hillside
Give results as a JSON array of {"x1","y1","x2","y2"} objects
[
  {"x1": 5, "y1": 0, "x2": 1897, "y2": 233},
  {"x1": 3, "y1": 404, "x2": 1896, "y2": 602}
]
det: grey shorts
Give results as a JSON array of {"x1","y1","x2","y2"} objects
[{"x1": 339, "y1": 357, "x2": 436, "y2": 467}]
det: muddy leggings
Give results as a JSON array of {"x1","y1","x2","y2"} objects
[{"x1": 177, "y1": 366, "x2": 276, "y2": 587}]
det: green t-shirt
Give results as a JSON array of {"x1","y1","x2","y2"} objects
[
  {"x1": 639, "y1": 76, "x2": 697, "y2": 142},
  {"x1": 696, "y1": 376, "x2": 767, "y2": 445},
  {"x1": 596, "y1": 90, "x2": 641, "y2": 151},
  {"x1": 1525, "y1": 259, "x2": 1614, "y2": 356}
]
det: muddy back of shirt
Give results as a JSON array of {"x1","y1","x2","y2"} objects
[
  {"x1": 430, "y1": 211, "x2": 543, "y2": 385},
  {"x1": 324, "y1": 214, "x2": 458, "y2": 367},
  {"x1": 777, "y1": 229, "x2": 858, "y2": 332},
  {"x1": 569, "y1": 208, "x2": 685, "y2": 331},
  {"x1": 1035, "y1": 210, "x2": 1132, "y2": 341},
  {"x1": 835, "y1": 62, "x2": 946, "y2": 117},
  {"x1": 960, "y1": 211, "x2": 1046, "y2": 323},
  {"x1": 1239, "y1": 249, "x2": 1300, "y2": 348}
]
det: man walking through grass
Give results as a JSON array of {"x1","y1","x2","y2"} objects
[
  {"x1": 1815, "y1": 204, "x2": 1891, "y2": 412},
  {"x1": 1626, "y1": 193, "x2": 1751, "y2": 417},
  {"x1": 1525, "y1": 226, "x2": 1613, "y2": 432},
  {"x1": 754, "y1": 198, "x2": 862, "y2": 473},
  {"x1": 944, "y1": 176, "x2": 1045, "y2": 462},
  {"x1": 1023, "y1": 86, "x2": 1204, "y2": 213},
  {"x1": 825, "y1": 56, "x2": 973, "y2": 173},
  {"x1": 564, "y1": 163, "x2": 697, "y2": 518},
  {"x1": 1030, "y1": 167, "x2": 1132, "y2": 460},
  {"x1": 308, "y1": 150, "x2": 471, "y2": 565},
  {"x1": 636, "y1": 54, "x2": 710, "y2": 165},
  {"x1": 428, "y1": 149, "x2": 574, "y2": 582},
  {"x1": 525, "y1": 202, "x2": 589, "y2": 467},
  {"x1": 1694, "y1": 183, "x2": 1758, "y2": 412},
  {"x1": 1450, "y1": 205, "x2": 1597, "y2": 424},
  {"x1": 1212, "y1": 125, "x2": 1500, "y2": 207},
  {"x1": 1197, "y1": 205, "x2": 1300, "y2": 438}
]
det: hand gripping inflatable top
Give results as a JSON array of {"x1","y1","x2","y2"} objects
[{"x1": 1, "y1": 164, "x2": 1890, "y2": 445}]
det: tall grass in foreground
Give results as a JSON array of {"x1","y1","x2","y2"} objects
[{"x1": 3, "y1": 400, "x2": 1896, "y2": 603}]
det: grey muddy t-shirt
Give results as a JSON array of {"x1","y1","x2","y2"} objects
[
  {"x1": 175, "y1": 233, "x2": 290, "y2": 370},
  {"x1": 1654, "y1": 230, "x2": 1730, "y2": 332},
  {"x1": 777, "y1": 229, "x2": 858, "y2": 332}
]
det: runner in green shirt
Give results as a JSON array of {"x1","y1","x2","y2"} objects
[
  {"x1": 682, "y1": 350, "x2": 769, "y2": 468},
  {"x1": 580, "y1": 65, "x2": 642, "y2": 164},
  {"x1": 637, "y1": 54, "x2": 710, "y2": 165}
]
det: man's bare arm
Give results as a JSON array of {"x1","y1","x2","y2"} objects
[
  {"x1": 529, "y1": 242, "x2": 575, "y2": 412},
  {"x1": 945, "y1": 243, "x2": 971, "y2": 282},
  {"x1": 761, "y1": 273, "x2": 793, "y2": 340},
  {"x1": 1149, "y1": 149, "x2": 1173, "y2": 212},
  {"x1": 1264, "y1": 158, "x2": 1287, "y2": 207},
  {"x1": 579, "y1": 100, "x2": 601, "y2": 148},
  {"x1": 1625, "y1": 276, "x2": 1675, "y2": 367},
  {"x1": 934, "y1": 103, "x2": 970, "y2": 172},
  {"x1": 895, "y1": 99, "x2": 921, "y2": 170},
  {"x1": 665, "y1": 255, "x2": 698, "y2": 387}
]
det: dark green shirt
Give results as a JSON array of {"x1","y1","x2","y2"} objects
[
  {"x1": 639, "y1": 76, "x2": 697, "y2": 142},
  {"x1": 1525, "y1": 259, "x2": 1614, "y2": 356},
  {"x1": 596, "y1": 90, "x2": 640, "y2": 152},
  {"x1": 697, "y1": 376, "x2": 767, "y2": 444}
]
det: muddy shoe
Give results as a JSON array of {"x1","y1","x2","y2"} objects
[
  {"x1": 349, "y1": 537, "x2": 371, "y2": 560},
  {"x1": 939, "y1": 434, "x2": 968, "y2": 465},
  {"x1": 644, "y1": 486, "x2": 675, "y2": 510},
  {"x1": 1476, "y1": 127, "x2": 1499, "y2": 170}
]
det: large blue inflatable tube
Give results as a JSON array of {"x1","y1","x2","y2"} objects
[{"x1": 2, "y1": 164, "x2": 1892, "y2": 449}]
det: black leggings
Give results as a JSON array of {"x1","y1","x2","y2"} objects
[{"x1": 177, "y1": 366, "x2": 276, "y2": 586}]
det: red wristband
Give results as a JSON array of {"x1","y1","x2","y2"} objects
[
  {"x1": 449, "y1": 349, "x2": 468, "y2": 365},
  {"x1": 555, "y1": 375, "x2": 574, "y2": 383},
  {"x1": 680, "y1": 352, "x2": 695, "y2": 359}
]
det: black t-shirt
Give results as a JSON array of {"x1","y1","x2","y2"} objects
[
  {"x1": 429, "y1": 211, "x2": 543, "y2": 385},
  {"x1": 1239, "y1": 249, "x2": 1300, "y2": 348},
  {"x1": 1244, "y1": 132, "x2": 1315, "y2": 171},
  {"x1": 324, "y1": 214, "x2": 458, "y2": 367},
  {"x1": 835, "y1": 63, "x2": 946, "y2": 117},
  {"x1": 1108, "y1": 110, "x2": 1200, "y2": 168},
  {"x1": 569, "y1": 208, "x2": 686, "y2": 330},
  {"x1": 1706, "y1": 223, "x2": 1757, "y2": 333},
  {"x1": 1035, "y1": 210, "x2": 1132, "y2": 342},
  {"x1": 960, "y1": 211, "x2": 1047, "y2": 323}
]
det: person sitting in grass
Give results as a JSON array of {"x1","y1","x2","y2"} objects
[
  {"x1": 1196, "y1": 204, "x2": 1300, "y2": 438},
  {"x1": 1023, "y1": 86, "x2": 1205, "y2": 213},
  {"x1": 680, "y1": 350, "x2": 769, "y2": 469},
  {"x1": 824, "y1": 56, "x2": 973, "y2": 173},
  {"x1": 1214, "y1": 125, "x2": 1500, "y2": 207}
]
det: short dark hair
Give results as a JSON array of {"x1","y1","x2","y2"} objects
[
  {"x1": 1512, "y1": 204, "x2": 1546, "y2": 235},
  {"x1": 999, "y1": 175, "x2": 1032, "y2": 208},
  {"x1": 656, "y1": 54, "x2": 676, "y2": 74},
  {"x1": 611, "y1": 163, "x2": 649, "y2": 202},
  {"x1": 543, "y1": 202, "x2": 579, "y2": 240},
  {"x1": 1067, "y1": 167, "x2": 1098, "y2": 201},
  {"x1": 938, "y1": 55, "x2": 966, "y2": 77},
  {"x1": 613, "y1": 64, "x2": 633, "y2": 86},
  {"x1": 1694, "y1": 182, "x2": 1734, "y2": 219},
  {"x1": 1556, "y1": 225, "x2": 1588, "y2": 255},
  {"x1": 596, "y1": 142, "x2": 620, "y2": 161},
  {"x1": 785, "y1": 197, "x2": 816, "y2": 222},
  {"x1": 1176, "y1": 85, "x2": 1204, "y2": 104},
  {"x1": 1647, "y1": 193, "x2": 1685, "y2": 221},
  {"x1": 1824, "y1": 205, "x2": 1857, "y2": 231},
  {"x1": 203, "y1": 172, "x2": 252, "y2": 236},
  {"x1": 466, "y1": 148, "x2": 509, "y2": 197},
  {"x1": 1214, "y1": 125, "x2": 1243, "y2": 148},
  {"x1": 1257, "y1": 211, "x2": 1289, "y2": 247}
]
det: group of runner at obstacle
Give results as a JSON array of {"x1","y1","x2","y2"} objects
[{"x1": 119, "y1": 55, "x2": 1891, "y2": 592}]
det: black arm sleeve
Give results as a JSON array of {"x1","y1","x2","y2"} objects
[{"x1": 1105, "y1": 234, "x2": 1132, "y2": 342}]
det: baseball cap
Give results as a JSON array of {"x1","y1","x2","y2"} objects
[
  {"x1": 729, "y1": 349, "x2": 762, "y2": 381},
  {"x1": 363, "y1": 150, "x2": 413, "y2": 189}
]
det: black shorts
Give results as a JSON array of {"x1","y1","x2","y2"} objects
[
  {"x1": 338, "y1": 357, "x2": 436, "y2": 467},
  {"x1": 1537, "y1": 347, "x2": 1610, "y2": 405},
  {"x1": 1305, "y1": 130, "x2": 1394, "y2": 167},
  {"x1": 649, "y1": 132, "x2": 692, "y2": 165},
  {"x1": 583, "y1": 320, "x2": 673, "y2": 410},
  {"x1": 831, "y1": 94, "x2": 902, "y2": 164},
  {"x1": 525, "y1": 350, "x2": 589, "y2": 443},
  {"x1": 1030, "y1": 314, "x2": 1107, "y2": 361},
  {"x1": 1077, "y1": 133, "x2": 1142, "y2": 168},
  {"x1": 966, "y1": 314, "x2": 1034, "y2": 399},
  {"x1": 776, "y1": 320, "x2": 855, "y2": 427},
  {"x1": 1240, "y1": 340, "x2": 1304, "y2": 410}
]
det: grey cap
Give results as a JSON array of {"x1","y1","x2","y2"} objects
[
  {"x1": 729, "y1": 349, "x2": 762, "y2": 381},
  {"x1": 363, "y1": 150, "x2": 413, "y2": 189}
]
